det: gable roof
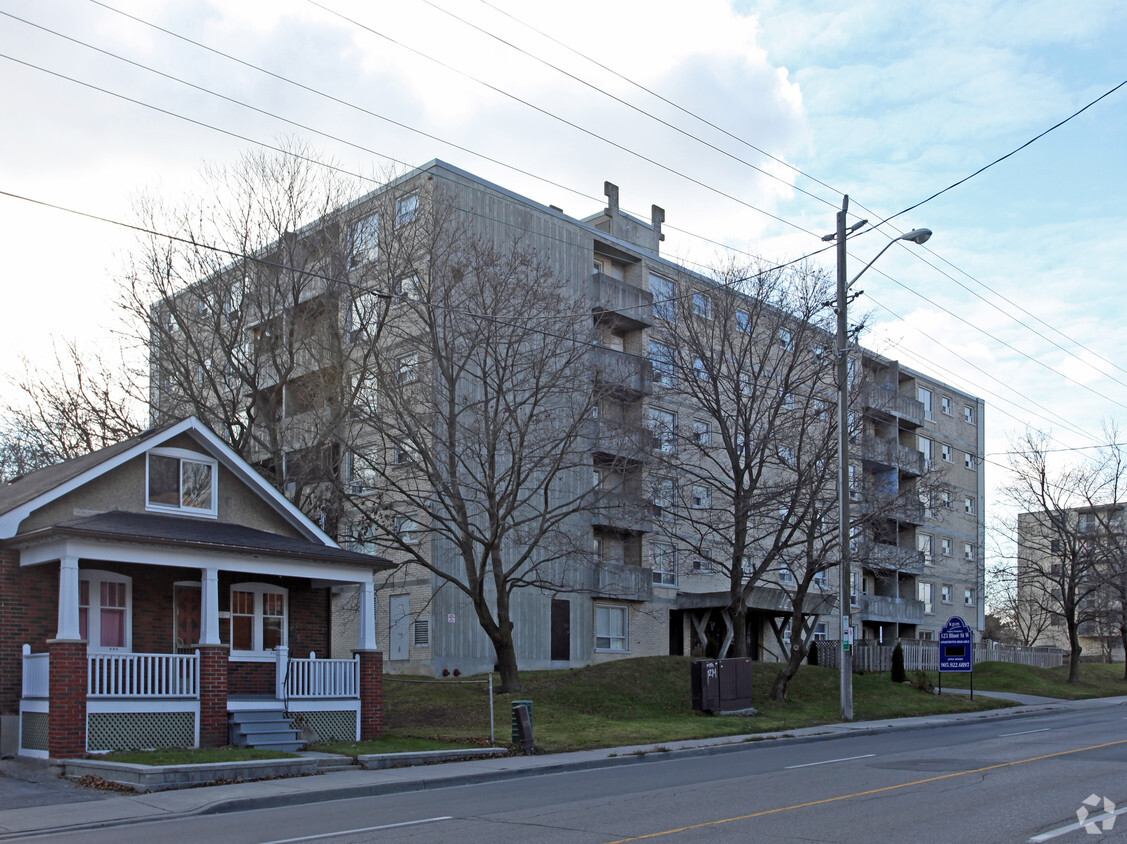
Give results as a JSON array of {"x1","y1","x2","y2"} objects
[{"x1": 0, "y1": 417, "x2": 337, "y2": 547}]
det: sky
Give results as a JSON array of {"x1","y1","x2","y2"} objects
[{"x1": 1, "y1": 0, "x2": 1125, "y2": 547}]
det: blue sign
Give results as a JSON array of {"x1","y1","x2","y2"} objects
[{"x1": 939, "y1": 616, "x2": 974, "y2": 672}]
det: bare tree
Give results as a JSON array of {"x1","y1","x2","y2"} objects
[
  {"x1": 340, "y1": 228, "x2": 598, "y2": 692},
  {"x1": 985, "y1": 560, "x2": 1052, "y2": 646},
  {"x1": 1, "y1": 341, "x2": 144, "y2": 480}
]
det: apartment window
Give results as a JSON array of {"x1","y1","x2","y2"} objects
[
  {"x1": 964, "y1": 452, "x2": 976, "y2": 470},
  {"x1": 395, "y1": 275, "x2": 420, "y2": 303},
  {"x1": 919, "y1": 631, "x2": 934, "y2": 641},
  {"x1": 941, "y1": 444, "x2": 953, "y2": 463},
  {"x1": 396, "y1": 352, "x2": 419, "y2": 384},
  {"x1": 691, "y1": 485, "x2": 711, "y2": 509},
  {"x1": 693, "y1": 420, "x2": 711, "y2": 446},
  {"x1": 348, "y1": 292, "x2": 380, "y2": 340},
  {"x1": 850, "y1": 571, "x2": 859, "y2": 606},
  {"x1": 651, "y1": 477, "x2": 676, "y2": 520},
  {"x1": 395, "y1": 514, "x2": 421, "y2": 545},
  {"x1": 918, "y1": 533, "x2": 933, "y2": 566},
  {"x1": 395, "y1": 193, "x2": 419, "y2": 225},
  {"x1": 941, "y1": 395, "x2": 953, "y2": 415},
  {"x1": 649, "y1": 273, "x2": 676, "y2": 321},
  {"x1": 964, "y1": 588, "x2": 977, "y2": 607},
  {"x1": 917, "y1": 436, "x2": 933, "y2": 467},
  {"x1": 147, "y1": 449, "x2": 217, "y2": 517},
  {"x1": 649, "y1": 341, "x2": 676, "y2": 386},
  {"x1": 918, "y1": 582, "x2": 934, "y2": 614},
  {"x1": 230, "y1": 583, "x2": 287, "y2": 657},
  {"x1": 813, "y1": 622, "x2": 828, "y2": 640},
  {"x1": 964, "y1": 496, "x2": 976, "y2": 515},
  {"x1": 79, "y1": 571, "x2": 132, "y2": 652},
  {"x1": 941, "y1": 585, "x2": 953, "y2": 604},
  {"x1": 778, "y1": 445, "x2": 796, "y2": 467},
  {"x1": 693, "y1": 357, "x2": 710, "y2": 380},
  {"x1": 348, "y1": 446, "x2": 380, "y2": 494},
  {"x1": 941, "y1": 491, "x2": 953, "y2": 510},
  {"x1": 692, "y1": 557, "x2": 713, "y2": 573},
  {"x1": 736, "y1": 310, "x2": 752, "y2": 334},
  {"x1": 964, "y1": 542, "x2": 976, "y2": 561},
  {"x1": 692, "y1": 292, "x2": 712, "y2": 319},
  {"x1": 964, "y1": 405, "x2": 976, "y2": 424},
  {"x1": 774, "y1": 561, "x2": 795, "y2": 584},
  {"x1": 778, "y1": 328, "x2": 794, "y2": 350},
  {"x1": 739, "y1": 371, "x2": 754, "y2": 397},
  {"x1": 918, "y1": 387, "x2": 933, "y2": 420},
  {"x1": 394, "y1": 439, "x2": 419, "y2": 465},
  {"x1": 648, "y1": 408, "x2": 677, "y2": 454},
  {"x1": 651, "y1": 544, "x2": 677, "y2": 586},
  {"x1": 413, "y1": 618, "x2": 430, "y2": 647},
  {"x1": 350, "y1": 212, "x2": 379, "y2": 265},
  {"x1": 595, "y1": 604, "x2": 628, "y2": 651},
  {"x1": 941, "y1": 537, "x2": 953, "y2": 557}
]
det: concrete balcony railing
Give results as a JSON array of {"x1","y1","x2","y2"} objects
[
  {"x1": 592, "y1": 346, "x2": 653, "y2": 398},
  {"x1": 859, "y1": 594, "x2": 925, "y2": 625},
  {"x1": 590, "y1": 272, "x2": 654, "y2": 330},
  {"x1": 855, "y1": 542, "x2": 925, "y2": 575},
  {"x1": 590, "y1": 561, "x2": 654, "y2": 602},
  {"x1": 590, "y1": 490, "x2": 652, "y2": 535},
  {"x1": 862, "y1": 386, "x2": 925, "y2": 428},
  {"x1": 588, "y1": 418, "x2": 653, "y2": 461},
  {"x1": 858, "y1": 435, "x2": 925, "y2": 476}
]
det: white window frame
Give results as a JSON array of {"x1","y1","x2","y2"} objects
[
  {"x1": 649, "y1": 341, "x2": 676, "y2": 386},
  {"x1": 965, "y1": 496, "x2": 976, "y2": 515},
  {"x1": 813, "y1": 622, "x2": 828, "y2": 640},
  {"x1": 649, "y1": 273, "x2": 676, "y2": 321},
  {"x1": 693, "y1": 420, "x2": 711, "y2": 446},
  {"x1": 964, "y1": 452, "x2": 976, "y2": 470},
  {"x1": 918, "y1": 387, "x2": 933, "y2": 420},
  {"x1": 350, "y1": 212, "x2": 379, "y2": 266},
  {"x1": 941, "y1": 584, "x2": 953, "y2": 604},
  {"x1": 918, "y1": 533, "x2": 933, "y2": 566},
  {"x1": 651, "y1": 544, "x2": 677, "y2": 586},
  {"x1": 348, "y1": 446, "x2": 381, "y2": 494},
  {"x1": 941, "y1": 537, "x2": 953, "y2": 557},
  {"x1": 692, "y1": 292, "x2": 713, "y2": 320},
  {"x1": 736, "y1": 310, "x2": 752, "y2": 334},
  {"x1": 964, "y1": 404, "x2": 976, "y2": 424},
  {"x1": 918, "y1": 582, "x2": 934, "y2": 614},
  {"x1": 80, "y1": 570, "x2": 133, "y2": 653},
  {"x1": 693, "y1": 357, "x2": 709, "y2": 380},
  {"x1": 941, "y1": 444, "x2": 953, "y2": 463},
  {"x1": 229, "y1": 582, "x2": 288, "y2": 660},
  {"x1": 146, "y1": 448, "x2": 218, "y2": 518},
  {"x1": 778, "y1": 327, "x2": 794, "y2": 350},
  {"x1": 396, "y1": 513, "x2": 421, "y2": 545},
  {"x1": 964, "y1": 543, "x2": 976, "y2": 561},
  {"x1": 595, "y1": 603, "x2": 628, "y2": 652},
  {"x1": 691, "y1": 485, "x2": 711, "y2": 509},
  {"x1": 648, "y1": 408, "x2": 677, "y2": 454},
  {"x1": 941, "y1": 395, "x2": 953, "y2": 415},
  {"x1": 395, "y1": 193, "x2": 419, "y2": 225},
  {"x1": 396, "y1": 352, "x2": 419, "y2": 384},
  {"x1": 651, "y1": 477, "x2": 676, "y2": 520},
  {"x1": 964, "y1": 588, "x2": 976, "y2": 607}
]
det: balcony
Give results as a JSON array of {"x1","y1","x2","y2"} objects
[
  {"x1": 590, "y1": 272, "x2": 654, "y2": 330},
  {"x1": 589, "y1": 418, "x2": 653, "y2": 461},
  {"x1": 592, "y1": 346, "x2": 653, "y2": 398},
  {"x1": 855, "y1": 542, "x2": 925, "y2": 575},
  {"x1": 862, "y1": 386, "x2": 925, "y2": 428},
  {"x1": 590, "y1": 490, "x2": 652, "y2": 534},
  {"x1": 859, "y1": 594, "x2": 925, "y2": 625},
  {"x1": 858, "y1": 435, "x2": 925, "y2": 476},
  {"x1": 590, "y1": 561, "x2": 654, "y2": 602}
]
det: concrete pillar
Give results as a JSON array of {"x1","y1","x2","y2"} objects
[
  {"x1": 200, "y1": 567, "x2": 221, "y2": 646},
  {"x1": 353, "y1": 649, "x2": 383, "y2": 740},
  {"x1": 56, "y1": 555, "x2": 81, "y2": 641},
  {"x1": 47, "y1": 639, "x2": 86, "y2": 759},
  {"x1": 197, "y1": 645, "x2": 229, "y2": 747}
]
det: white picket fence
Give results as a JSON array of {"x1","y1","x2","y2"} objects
[
  {"x1": 814, "y1": 639, "x2": 1064, "y2": 671},
  {"x1": 87, "y1": 652, "x2": 199, "y2": 698},
  {"x1": 21, "y1": 646, "x2": 49, "y2": 698},
  {"x1": 285, "y1": 655, "x2": 360, "y2": 699}
]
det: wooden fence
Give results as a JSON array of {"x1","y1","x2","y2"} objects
[{"x1": 813, "y1": 639, "x2": 1064, "y2": 672}]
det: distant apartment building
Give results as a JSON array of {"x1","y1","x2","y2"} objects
[{"x1": 150, "y1": 160, "x2": 986, "y2": 675}]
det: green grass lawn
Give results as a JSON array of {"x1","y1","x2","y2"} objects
[
  {"x1": 379, "y1": 656, "x2": 1013, "y2": 753},
  {"x1": 920, "y1": 660, "x2": 1127, "y2": 700},
  {"x1": 99, "y1": 747, "x2": 297, "y2": 765}
]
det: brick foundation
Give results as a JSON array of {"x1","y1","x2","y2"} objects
[
  {"x1": 47, "y1": 640, "x2": 86, "y2": 759},
  {"x1": 354, "y1": 649, "x2": 384, "y2": 739},
  {"x1": 198, "y1": 645, "x2": 230, "y2": 747}
]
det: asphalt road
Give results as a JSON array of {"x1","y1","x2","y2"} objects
[{"x1": 19, "y1": 700, "x2": 1127, "y2": 843}]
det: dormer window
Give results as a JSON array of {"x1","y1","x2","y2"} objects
[{"x1": 147, "y1": 448, "x2": 218, "y2": 517}]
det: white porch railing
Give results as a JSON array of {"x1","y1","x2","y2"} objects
[
  {"x1": 87, "y1": 652, "x2": 199, "y2": 698},
  {"x1": 21, "y1": 645, "x2": 49, "y2": 698},
  {"x1": 284, "y1": 652, "x2": 360, "y2": 699}
]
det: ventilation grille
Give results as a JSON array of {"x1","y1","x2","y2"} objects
[
  {"x1": 291, "y1": 709, "x2": 356, "y2": 742},
  {"x1": 20, "y1": 711, "x2": 49, "y2": 751},
  {"x1": 87, "y1": 711, "x2": 195, "y2": 752}
]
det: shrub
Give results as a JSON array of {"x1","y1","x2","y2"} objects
[{"x1": 891, "y1": 641, "x2": 906, "y2": 683}]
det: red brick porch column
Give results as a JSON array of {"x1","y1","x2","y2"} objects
[
  {"x1": 353, "y1": 649, "x2": 383, "y2": 739},
  {"x1": 47, "y1": 640, "x2": 86, "y2": 759},
  {"x1": 197, "y1": 645, "x2": 230, "y2": 747}
]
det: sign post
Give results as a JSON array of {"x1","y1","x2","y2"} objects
[{"x1": 938, "y1": 616, "x2": 975, "y2": 698}]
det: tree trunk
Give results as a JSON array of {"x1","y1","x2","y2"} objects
[
  {"x1": 491, "y1": 630, "x2": 523, "y2": 693},
  {"x1": 728, "y1": 607, "x2": 749, "y2": 658},
  {"x1": 1120, "y1": 625, "x2": 1127, "y2": 681},
  {"x1": 770, "y1": 644, "x2": 806, "y2": 702},
  {"x1": 1067, "y1": 620, "x2": 1082, "y2": 683}
]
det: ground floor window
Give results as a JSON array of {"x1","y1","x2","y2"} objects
[
  {"x1": 230, "y1": 583, "x2": 287, "y2": 657},
  {"x1": 595, "y1": 604, "x2": 628, "y2": 652}
]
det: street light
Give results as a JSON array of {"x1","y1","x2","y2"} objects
[{"x1": 826, "y1": 195, "x2": 931, "y2": 721}]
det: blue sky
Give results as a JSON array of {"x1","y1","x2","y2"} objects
[{"x1": 1, "y1": 0, "x2": 1125, "y2": 536}]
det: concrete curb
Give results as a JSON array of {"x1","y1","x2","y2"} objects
[
  {"x1": 63, "y1": 757, "x2": 320, "y2": 792},
  {"x1": 357, "y1": 747, "x2": 508, "y2": 769}
]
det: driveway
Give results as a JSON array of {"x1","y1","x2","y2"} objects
[{"x1": 0, "y1": 756, "x2": 110, "y2": 810}]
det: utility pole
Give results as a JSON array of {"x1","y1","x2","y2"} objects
[{"x1": 835, "y1": 195, "x2": 854, "y2": 721}]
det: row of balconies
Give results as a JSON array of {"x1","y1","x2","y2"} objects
[
  {"x1": 859, "y1": 594, "x2": 925, "y2": 625},
  {"x1": 858, "y1": 434, "x2": 925, "y2": 476},
  {"x1": 862, "y1": 385, "x2": 925, "y2": 428}
]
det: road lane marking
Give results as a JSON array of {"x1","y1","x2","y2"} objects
[
  {"x1": 785, "y1": 754, "x2": 874, "y2": 769},
  {"x1": 999, "y1": 728, "x2": 1051, "y2": 737},
  {"x1": 260, "y1": 817, "x2": 453, "y2": 842},
  {"x1": 603, "y1": 739, "x2": 1127, "y2": 843},
  {"x1": 1030, "y1": 806, "x2": 1127, "y2": 841}
]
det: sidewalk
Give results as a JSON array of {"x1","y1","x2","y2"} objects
[{"x1": 0, "y1": 692, "x2": 1122, "y2": 840}]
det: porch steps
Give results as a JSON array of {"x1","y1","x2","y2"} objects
[{"x1": 228, "y1": 710, "x2": 305, "y2": 752}]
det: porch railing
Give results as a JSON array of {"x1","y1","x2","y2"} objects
[
  {"x1": 21, "y1": 645, "x2": 49, "y2": 698},
  {"x1": 87, "y1": 652, "x2": 199, "y2": 698},
  {"x1": 285, "y1": 654, "x2": 360, "y2": 699}
]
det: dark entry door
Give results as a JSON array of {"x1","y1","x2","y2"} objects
[{"x1": 550, "y1": 599, "x2": 570, "y2": 661}]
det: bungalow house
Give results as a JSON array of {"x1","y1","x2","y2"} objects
[{"x1": 0, "y1": 417, "x2": 392, "y2": 759}]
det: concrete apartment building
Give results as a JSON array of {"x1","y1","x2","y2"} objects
[{"x1": 150, "y1": 160, "x2": 986, "y2": 676}]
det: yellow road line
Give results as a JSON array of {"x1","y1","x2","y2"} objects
[{"x1": 604, "y1": 738, "x2": 1127, "y2": 843}]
